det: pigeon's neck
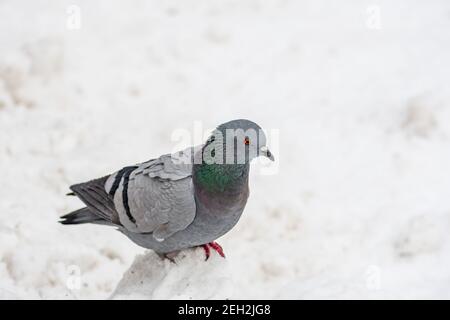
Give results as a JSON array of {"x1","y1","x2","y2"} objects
[{"x1": 193, "y1": 162, "x2": 250, "y2": 194}]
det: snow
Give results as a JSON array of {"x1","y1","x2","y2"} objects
[
  {"x1": 111, "y1": 249, "x2": 233, "y2": 300},
  {"x1": 1, "y1": 0, "x2": 450, "y2": 299}
]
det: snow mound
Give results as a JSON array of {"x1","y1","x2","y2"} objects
[{"x1": 111, "y1": 248, "x2": 233, "y2": 300}]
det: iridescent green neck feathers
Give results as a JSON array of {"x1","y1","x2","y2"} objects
[{"x1": 193, "y1": 163, "x2": 249, "y2": 193}]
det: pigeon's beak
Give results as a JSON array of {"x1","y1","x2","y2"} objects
[{"x1": 260, "y1": 146, "x2": 275, "y2": 161}]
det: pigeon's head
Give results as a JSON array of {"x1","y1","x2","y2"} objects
[{"x1": 203, "y1": 119, "x2": 274, "y2": 164}]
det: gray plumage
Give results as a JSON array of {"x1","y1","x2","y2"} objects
[{"x1": 60, "y1": 119, "x2": 274, "y2": 255}]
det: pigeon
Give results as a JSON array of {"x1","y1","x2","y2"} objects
[{"x1": 60, "y1": 119, "x2": 274, "y2": 260}]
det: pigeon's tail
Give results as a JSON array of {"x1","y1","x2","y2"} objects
[{"x1": 59, "y1": 207, "x2": 113, "y2": 226}]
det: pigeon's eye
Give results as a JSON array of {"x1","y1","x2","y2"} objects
[{"x1": 244, "y1": 137, "x2": 250, "y2": 145}]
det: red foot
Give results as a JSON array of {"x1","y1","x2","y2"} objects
[
  {"x1": 202, "y1": 244, "x2": 210, "y2": 260},
  {"x1": 201, "y1": 242, "x2": 226, "y2": 260}
]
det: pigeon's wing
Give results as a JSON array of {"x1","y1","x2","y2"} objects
[
  {"x1": 68, "y1": 175, "x2": 121, "y2": 225},
  {"x1": 105, "y1": 147, "x2": 199, "y2": 241}
]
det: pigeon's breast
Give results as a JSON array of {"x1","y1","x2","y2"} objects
[{"x1": 190, "y1": 185, "x2": 249, "y2": 239}]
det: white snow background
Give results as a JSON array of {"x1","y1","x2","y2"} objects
[{"x1": 1, "y1": 0, "x2": 450, "y2": 299}]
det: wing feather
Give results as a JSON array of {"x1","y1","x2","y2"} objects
[
  {"x1": 108, "y1": 148, "x2": 198, "y2": 241},
  {"x1": 69, "y1": 176, "x2": 120, "y2": 224}
]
